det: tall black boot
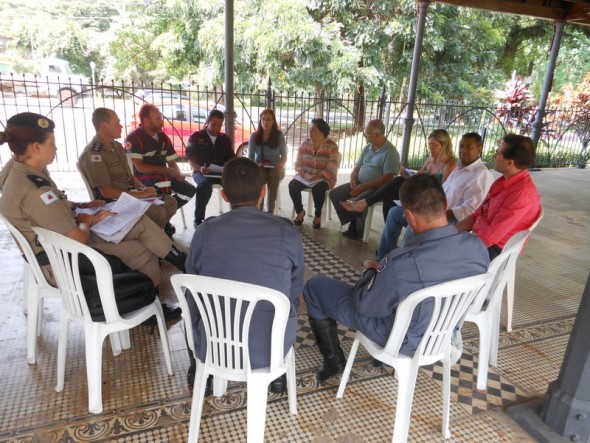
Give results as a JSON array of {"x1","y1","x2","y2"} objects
[
  {"x1": 165, "y1": 245, "x2": 186, "y2": 272},
  {"x1": 309, "y1": 317, "x2": 346, "y2": 381}
]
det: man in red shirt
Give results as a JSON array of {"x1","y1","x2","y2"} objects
[{"x1": 456, "y1": 134, "x2": 541, "y2": 260}]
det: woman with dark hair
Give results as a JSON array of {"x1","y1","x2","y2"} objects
[
  {"x1": 0, "y1": 112, "x2": 187, "y2": 290},
  {"x1": 247, "y1": 109, "x2": 287, "y2": 214},
  {"x1": 288, "y1": 118, "x2": 339, "y2": 229}
]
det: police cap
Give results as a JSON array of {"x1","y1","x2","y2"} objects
[{"x1": 7, "y1": 112, "x2": 55, "y2": 133}]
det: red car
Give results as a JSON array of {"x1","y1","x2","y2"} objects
[{"x1": 126, "y1": 99, "x2": 253, "y2": 160}]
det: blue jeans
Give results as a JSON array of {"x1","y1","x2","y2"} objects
[{"x1": 377, "y1": 205, "x2": 408, "y2": 259}]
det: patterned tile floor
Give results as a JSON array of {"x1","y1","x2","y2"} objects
[{"x1": 0, "y1": 168, "x2": 588, "y2": 442}]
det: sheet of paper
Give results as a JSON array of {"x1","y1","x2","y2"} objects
[
  {"x1": 207, "y1": 164, "x2": 223, "y2": 173},
  {"x1": 294, "y1": 174, "x2": 323, "y2": 187},
  {"x1": 90, "y1": 193, "x2": 150, "y2": 243}
]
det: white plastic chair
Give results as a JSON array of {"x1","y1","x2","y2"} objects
[
  {"x1": 33, "y1": 227, "x2": 174, "y2": 414},
  {"x1": 170, "y1": 274, "x2": 297, "y2": 443},
  {"x1": 336, "y1": 273, "x2": 492, "y2": 443},
  {"x1": 291, "y1": 187, "x2": 333, "y2": 225},
  {"x1": 0, "y1": 213, "x2": 62, "y2": 364},
  {"x1": 362, "y1": 201, "x2": 384, "y2": 242},
  {"x1": 463, "y1": 230, "x2": 529, "y2": 390},
  {"x1": 505, "y1": 206, "x2": 544, "y2": 331}
]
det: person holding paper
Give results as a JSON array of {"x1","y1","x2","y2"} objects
[
  {"x1": 125, "y1": 104, "x2": 196, "y2": 235},
  {"x1": 288, "y1": 118, "x2": 339, "y2": 229},
  {"x1": 0, "y1": 113, "x2": 186, "y2": 320},
  {"x1": 247, "y1": 109, "x2": 287, "y2": 214},
  {"x1": 329, "y1": 119, "x2": 400, "y2": 239},
  {"x1": 186, "y1": 109, "x2": 235, "y2": 227},
  {"x1": 78, "y1": 108, "x2": 177, "y2": 235}
]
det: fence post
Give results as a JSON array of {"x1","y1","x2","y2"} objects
[
  {"x1": 266, "y1": 77, "x2": 273, "y2": 111},
  {"x1": 377, "y1": 85, "x2": 386, "y2": 121}
]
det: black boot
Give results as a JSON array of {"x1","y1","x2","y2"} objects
[
  {"x1": 269, "y1": 374, "x2": 287, "y2": 394},
  {"x1": 165, "y1": 245, "x2": 186, "y2": 272},
  {"x1": 309, "y1": 317, "x2": 346, "y2": 381}
]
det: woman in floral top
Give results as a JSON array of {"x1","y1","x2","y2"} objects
[{"x1": 288, "y1": 118, "x2": 339, "y2": 229}]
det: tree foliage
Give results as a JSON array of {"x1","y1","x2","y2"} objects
[{"x1": 1, "y1": 0, "x2": 589, "y2": 103}]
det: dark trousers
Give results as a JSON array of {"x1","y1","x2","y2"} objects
[
  {"x1": 288, "y1": 179, "x2": 330, "y2": 218},
  {"x1": 171, "y1": 178, "x2": 196, "y2": 209},
  {"x1": 192, "y1": 172, "x2": 222, "y2": 223}
]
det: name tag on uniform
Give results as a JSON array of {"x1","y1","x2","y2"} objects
[
  {"x1": 91, "y1": 154, "x2": 102, "y2": 162},
  {"x1": 40, "y1": 191, "x2": 58, "y2": 205}
]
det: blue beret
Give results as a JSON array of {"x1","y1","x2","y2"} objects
[{"x1": 7, "y1": 112, "x2": 55, "y2": 132}]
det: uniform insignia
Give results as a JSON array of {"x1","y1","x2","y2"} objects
[
  {"x1": 37, "y1": 118, "x2": 50, "y2": 129},
  {"x1": 40, "y1": 190, "x2": 58, "y2": 205},
  {"x1": 376, "y1": 256, "x2": 388, "y2": 273},
  {"x1": 125, "y1": 141, "x2": 132, "y2": 150},
  {"x1": 26, "y1": 175, "x2": 51, "y2": 188},
  {"x1": 92, "y1": 142, "x2": 103, "y2": 152},
  {"x1": 91, "y1": 154, "x2": 102, "y2": 162}
]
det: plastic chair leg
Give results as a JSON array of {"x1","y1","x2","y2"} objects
[
  {"x1": 506, "y1": 270, "x2": 516, "y2": 332},
  {"x1": 55, "y1": 315, "x2": 70, "y2": 392},
  {"x1": 286, "y1": 350, "x2": 297, "y2": 415},
  {"x1": 363, "y1": 205, "x2": 375, "y2": 242},
  {"x1": 476, "y1": 320, "x2": 491, "y2": 391},
  {"x1": 336, "y1": 336, "x2": 361, "y2": 398},
  {"x1": 247, "y1": 375, "x2": 270, "y2": 443},
  {"x1": 189, "y1": 363, "x2": 208, "y2": 443},
  {"x1": 180, "y1": 206, "x2": 187, "y2": 229},
  {"x1": 86, "y1": 326, "x2": 106, "y2": 414},
  {"x1": 109, "y1": 332, "x2": 122, "y2": 357},
  {"x1": 27, "y1": 288, "x2": 40, "y2": 364},
  {"x1": 154, "y1": 301, "x2": 174, "y2": 375},
  {"x1": 441, "y1": 357, "x2": 452, "y2": 439},
  {"x1": 391, "y1": 363, "x2": 419, "y2": 443}
]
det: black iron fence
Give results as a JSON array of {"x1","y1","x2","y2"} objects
[{"x1": 1, "y1": 76, "x2": 588, "y2": 172}]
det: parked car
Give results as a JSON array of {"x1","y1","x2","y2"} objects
[{"x1": 125, "y1": 99, "x2": 253, "y2": 160}]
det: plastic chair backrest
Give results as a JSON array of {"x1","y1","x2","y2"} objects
[
  {"x1": 0, "y1": 212, "x2": 53, "y2": 290},
  {"x1": 382, "y1": 273, "x2": 492, "y2": 366},
  {"x1": 76, "y1": 164, "x2": 97, "y2": 200},
  {"x1": 171, "y1": 274, "x2": 290, "y2": 376},
  {"x1": 469, "y1": 230, "x2": 530, "y2": 313},
  {"x1": 32, "y1": 227, "x2": 121, "y2": 324}
]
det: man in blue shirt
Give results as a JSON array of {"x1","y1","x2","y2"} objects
[
  {"x1": 185, "y1": 157, "x2": 304, "y2": 394},
  {"x1": 329, "y1": 119, "x2": 400, "y2": 239},
  {"x1": 304, "y1": 174, "x2": 489, "y2": 381}
]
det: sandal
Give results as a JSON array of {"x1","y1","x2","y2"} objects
[
  {"x1": 340, "y1": 199, "x2": 367, "y2": 213},
  {"x1": 293, "y1": 210, "x2": 305, "y2": 225}
]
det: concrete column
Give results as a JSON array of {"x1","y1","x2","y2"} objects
[
  {"x1": 224, "y1": 0, "x2": 236, "y2": 143},
  {"x1": 540, "y1": 272, "x2": 590, "y2": 442},
  {"x1": 530, "y1": 21, "x2": 565, "y2": 147},
  {"x1": 400, "y1": 0, "x2": 430, "y2": 164}
]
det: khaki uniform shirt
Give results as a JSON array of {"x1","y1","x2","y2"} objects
[
  {"x1": 78, "y1": 135, "x2": 134, "y2": 197},
  {"x1": 0, "y1": 161, "x2": 76, "y2": 256}
]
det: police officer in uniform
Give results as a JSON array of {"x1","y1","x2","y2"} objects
[
  {"x1": 77, "y1": 108, "x2": 178, "y2": 236},
  {"x1": 125, "y1": 104, "x2": 196, "y2": 235},
  {"x1": 0, "y1": 112, "x2": 185, "y2": 319}
]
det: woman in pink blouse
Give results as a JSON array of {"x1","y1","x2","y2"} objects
[{"x1": 288, "y1": 118, "x2": 339, "y2": 229}]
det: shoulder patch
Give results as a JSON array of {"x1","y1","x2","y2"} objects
[
  {"x1": 40, "y1": 190, "x2": 58, "y2": 205},
  {"x1": 27, "y1": 175, "x2": 51, "y2": 188},
  {"x1": 92, "y1": 142, "x2": 103, "y2": 152},
  {"x1": 90, "y1": 154, "x2": 102, "y2": 162}
]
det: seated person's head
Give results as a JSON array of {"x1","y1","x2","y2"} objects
[
  {"x1": 399, "y1": 174, "x2": 446, "y2": 224},
  {"x1": 501, "y1": 134, "x2": 536, "y2": 169},
  {"x1": 222, "y1": 157, "x2": 263, "y2": 207}
]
